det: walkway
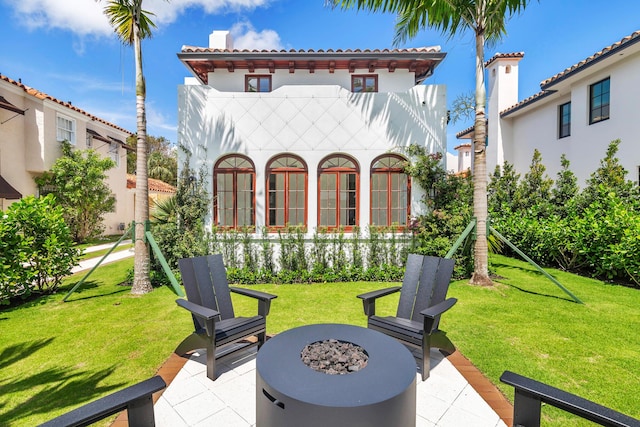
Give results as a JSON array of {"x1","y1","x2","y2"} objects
[
  {"x1": 71, "y1": 240, "x2": 133, "y2": 274},
  {"x1": 139, "y1": 347, "x2": 513, "y2": 427}
]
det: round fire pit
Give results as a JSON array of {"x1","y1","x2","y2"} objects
[{"x1": 256, "y1": 324, "x2": 416, "y2": 427}]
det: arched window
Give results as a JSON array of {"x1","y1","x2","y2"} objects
[
  {"x1": 318, "y1": 154, "x2": 359, "y2": 230},
  {"x1": 214, "y1": 154, "x2": 255, "y2": 229},
  {"x1": 266, "y1": 154, "x2": 307, "y2": 228},
  {"x1": 370, "y1": 154, "x2": 410, "y2": 227}
]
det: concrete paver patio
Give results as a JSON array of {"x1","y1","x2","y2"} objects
[{"x1": 149, "y1": 347, "x2": 511, "y2": 427}]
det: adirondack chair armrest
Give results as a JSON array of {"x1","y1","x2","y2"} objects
[
  {"x1": 357, "y1": 286, "x2": 401, "y2": 317},
  {"x1": 230, "y1": 287, "x2": 278, "y2": 316},
  {"x1": 500, "y1": 370, "x2": 640, "y2": 427},
  {"x1": 176, "y1": 298, "x2": 220, "y2": 321},
  {"x1": 39, "y1": 376, "x2": 166, "y2": 427},
  {"x1": 420, "y1": 297, "x2": 457, "y2": 333},
  {"x1": 420, "y1": 297, "x2": 457, "y2": 319}
]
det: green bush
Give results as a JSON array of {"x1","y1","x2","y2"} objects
[
  {"x1": 489, "y1": 140, "x2": 640, "y2": 286},
  {"x1": 0, "y1": 195, "x2": 79, "y2": 303}
]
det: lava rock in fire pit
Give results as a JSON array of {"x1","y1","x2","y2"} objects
[{"x1": 301, "y1": 339, "x2": 368, "y2": 374}]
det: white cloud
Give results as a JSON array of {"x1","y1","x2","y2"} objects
[
  {"x1": 230, "y1": 21, "x2": 284, "y2": 50},
  {"x1": 8, "y1": 0, "x2": 112, "y2": 36},
  {"x1": 4, "y1": 0, "x2": 271, "y2": 37}
]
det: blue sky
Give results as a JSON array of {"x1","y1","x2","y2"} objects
[{"x1": 1, "y1": 0, "x2": 639, "y2": 153}]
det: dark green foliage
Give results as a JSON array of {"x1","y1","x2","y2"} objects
[
  {"x1": 513, "y1": 149, "x2": 553, "y2": 215},
  {"x1": 35, "y1": 141, "x2": 116, "y2": 242},
  {"x1": 550, "y1": 154, "x2": 579, "y2": 217},
  {"x1": 149, "y1": 149, "x2": 211, "y2": 283},
  {"x1": 403, "y1": 143, "x2": 474, "y2": 278},
  {"x1": 488, "y1": 162, "x2": 520, "y2": 213},
  {"x1": 489, "y1": 140, "x2": 640, "y2": 286},
  {"x1": 127, "y1": 135, "x2": 177, "y2": 186},
  {"x1": 0, "y1": 195, "x2": 79, "y2": 303}
]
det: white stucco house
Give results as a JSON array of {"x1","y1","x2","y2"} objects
[
  {"x1": 177, "y1": 30, "x2": 448, "y2": 235},
  {"x1": 458, "y1": 30, "x2": 640, "y2": 187},
  {"x1": 0, "y1": 74, "x2": 134, "y2": 234}
]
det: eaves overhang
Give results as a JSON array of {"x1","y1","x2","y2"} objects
[{"x1": 178, "y1": 47, "x2": 446, "y2": 85}]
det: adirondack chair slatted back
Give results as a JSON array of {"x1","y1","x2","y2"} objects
[
  {"x1": 396, "y1": 254, "x2": 425, "y2": 319},
  {"x1": 179, "y1": 255, "x2": 235, "y2": 330},
  {"x1": 397, "y1": 255, "x2": 455, "y2": 325}
]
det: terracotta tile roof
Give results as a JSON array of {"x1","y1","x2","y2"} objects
[
  {"x1": 541, "y1": 30, "x2": 640, "y2": 89},
  {"x1": 500, "y1": 89, "x2": 556, "y2": 117},
  {"x1": 180, "y1": 46, "x2": 442, "y2": 54},
  {"x1": 455, "y1": 125, "x2": 475, "y2": 139},
  {"x1": 484, "y1": 52, "x2": 524, "y2": 68},
  {"x1": 127, "y1": 174, "x2": 176, "y2": 194},
  {"x1": 497, "y1": 30, "x2": 640, "y2": 118},
  {"x1": 0, "y1": 74, "x2": 133, "y2": 136},
  {"x1": 179, "y1": 46, "x2": 445, "y2": 85}
]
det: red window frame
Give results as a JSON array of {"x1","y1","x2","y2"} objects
[
  {"x1": 351, "y1": 75, "x2": 378, "y2": 93},
  {"x1": 245, "y1": 75, "x2": 272, "y2": 92},
  {"x1": 213, "y1": 154, "x2": 256, "y2": 229},
  {"x1": 370, "y1": 154, "x2": 410, "y2": 229},
  {"x1": 317, "y1": 154, "x2": 359, "y2": 231},
  {"x1": 266, "y1": 154, "x2": 308, "y2": 230}
]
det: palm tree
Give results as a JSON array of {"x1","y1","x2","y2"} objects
[
  {"x1": 103, "y1": 0, "x2": 162, "y2": 294},
  {"x1": 333, "y1": 0, "x2": 533, "y2": 285}
]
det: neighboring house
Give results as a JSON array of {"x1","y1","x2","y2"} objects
[
  {"x1": 126, "y1": 173, "x2": 176, "y2": 221},
  {"x1": 177, "y1": 30, "x2": 448, "y2": 235},
  {"x1": 0, "y1": 74, "x2": 134, "y2": 234},
  {"x1": 458, "y1": 30, "x2": 640, "y2": 187}
]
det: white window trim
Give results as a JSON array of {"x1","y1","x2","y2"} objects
[{"x1": 56, "y1": 114, "x2": 76, "y2": 145}]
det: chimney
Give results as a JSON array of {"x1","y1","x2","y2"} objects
[{"x1": 209, "y1": 30, "x2": 233, "y2": 50}]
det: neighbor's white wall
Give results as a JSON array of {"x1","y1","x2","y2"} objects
[
  {"x1": 506, "y1": 51, "x2": 640, "y2": 186},
  {"x1": 178, "y1": 83, "x2": 447, "y2": 233}
]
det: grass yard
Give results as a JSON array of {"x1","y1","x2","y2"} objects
[{"x1": 0, "y1": 254, "x2": 638, "y2": 426}]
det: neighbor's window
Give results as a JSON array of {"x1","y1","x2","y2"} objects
[
  {"x1": 57, "y1": 114, "x2": 76, "y2": 144},
  {"x1": 109, "y1": 142, "x2": 119, "y2": 166},
  {"x1": 266, "y1": 154, "x2": 307, "y2": 229},
  {"x1": 589, "y1": 77, "x2": 610, "y2": 124},
  {"x1": 246, "y1": 75, "x2": 272, "y2": 92},
  {"x1": 318, "y1": 154, "x2": 359, "y2": 230},
  {"x1": 370, "y1": 155, "x2": 409, "y2": 227},
  {"x1": 559, "y1": 102, "x2": 571, "y2": 138},
  {"x1": 352, "y1": 75, "x2": 377, "y2": 93},
  {"x1": 214, "y1": 154, "x2": 255, "y2": 229}
]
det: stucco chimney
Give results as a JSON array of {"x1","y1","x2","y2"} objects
[
  {"x1": 209, "y1": 30, "x2": 233, "y2": 50},
  {"x1": 485, "y1": 52, "x2": 524, "y2": 173}
]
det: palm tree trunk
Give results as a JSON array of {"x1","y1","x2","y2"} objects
[
  {"x1": 470, "y1": 29, "x2": 493, "y2": 286},
  {"x1": 132, "y1": 6, "x2": 152, "y2": 294}
]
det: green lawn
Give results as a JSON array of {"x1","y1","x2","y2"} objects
[{"x1": 1, "y1": 255, "x2": 638, "y2": 426}]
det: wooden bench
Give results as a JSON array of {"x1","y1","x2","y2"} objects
[
  {"x1": 500, "y1": 371, "x2": 640, "y2": 427},
  {"x1": 39, "y1": 376, "x2": 166, "y2": 427}
]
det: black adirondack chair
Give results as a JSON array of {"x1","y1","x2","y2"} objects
[
  {"x1": 175, "y1": 254, "x2": 277, "y2": 381},
  {"x1": 357, "y1": 254, "x2": 456, "y2": 380}
]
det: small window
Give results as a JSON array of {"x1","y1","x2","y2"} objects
[
  {"x1": 109, "y1": 142, "x2": 119, "y2": 166},
  {"x1": 57, "y1": 114, "x2": 76, "y2": 144},
  {"x1": 589, "y1": 78, "x2": 610, "y2": 124},
  {"x1": 352, "y1": 75, "x2": 377, "y2": 93},
  {"x1": 558, "y1": 102, "x2": 571, "y2": 138},
  {"x1": 246, "y1": 75, "x2": 272, "y2": 92}
]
